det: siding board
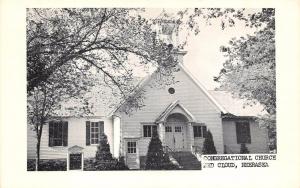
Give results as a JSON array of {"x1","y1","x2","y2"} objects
[
  {"x1": 117, "y1": 67, "x2": 224, "y2": 169},
  {"x1": 28, "y1": 117, "x2": 114, "y2": 160},
  {"x1": 223, "y1": 120, "x2": 269, "y2": 153}
]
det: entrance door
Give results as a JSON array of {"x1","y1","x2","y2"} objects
[
  {"x1": 173, "y1": 124, "x2": 184, "y2": 150},
  {"x1": 165, "y1": 114, "x2": 187, "y2": 151},
  {"x1": 69, "y1": 153, "x2": 82, "y2": 170},
  {"x1": 165, "y1": 125, "x2": 175, "y2": 150}
]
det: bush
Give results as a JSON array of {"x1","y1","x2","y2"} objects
[
  {"x1": 38, "y1": 159, "x2": 67, "y2": 171},
  {"x1": 84, "y1": 158, "x2": 96, "y2": 171},
  {"x1": 93, "y1": 133, "x2": 129, "y2": 170},
  {"x1": 240, "y1": 143, "x2": 250, "y2": 154},
  {"x1": 95, "y1": 134, "x2": 113, "y2": 161},
  {"x1": 145, "y1": 132, "x2": 178, "y2": 170},
  {"x1": 27, "y1": 159, "x2": 36, "y2": 171},
  {"x1": 115, "y1": 156, "x2": 129, "y2": 170},
  {"x1": 202, "y1": 130, "x2": 217, "y2": 154}
]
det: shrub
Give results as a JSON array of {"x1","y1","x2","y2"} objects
[
  {"x1": 84, "y1": 158, "x2": 96, "y2": 171},
  {"x1": 202, "y1": 130, "x2": 217, "y2": 154},
  {"x1": 93, "y1": 133, "x2": 129, "y2": 170},
  {"x1": 145, "y1": 132, "x2": 178, "y2": 170},
  {"x1": 240, "y1": 143, "x2": 250, "y2": 154},
  {"x1": 95, "y1": 134, "x2": 113, "y2": 161},
  {"x1": 27, "y1": 159, "x2": 36, "y2": 171},
  {"x1": 38, "y1": 159, "x2": 67, "y2": 171},
  {"x1": 115, "y1": 156, "x2": 129, "y2": 170}
]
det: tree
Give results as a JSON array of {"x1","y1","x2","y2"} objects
[
  {"x1": 27, "y1": 8, "x2": 179, "y2": 170},
  {"x1": 27, "y1": 8, "x2": 178, "y2": 104},
  {"x1": 202, "y1": 130, "x2": 217, "y2": 154},
  {"x1": 93, "y1": 133, "x2": 129, "y2": 170},
  {"x1": 27, "y1": 62, "x2": 94, "y2": 170},
  {"x1": 145, "y1": 132, "x2": 177, "y2": 170},
  {"x1": 214, "y1": 9, "x2": 276, "y2": 150},
  {"x1": 177, "y1": 8, "x2": 276, "y2": 151},
  {"x1": 240, "y1": 143, "x2": 250, "y2": 154}
]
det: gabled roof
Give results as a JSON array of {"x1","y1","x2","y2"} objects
[
  {"x1": 112, "y1": 62, "x2": 227, "y2": 115},
  {"x1": 155, "y1": 100, "x2": 196, "y2": 122},
  {"x1": 178, "y1": 63, "x2": 227, "y2": 113},
  {"x1": 93, "y1": 61, "x2": 264, "y2": 118},
  {"x1": 68, "y1": 145, "x2": 84, "y2": 154}
]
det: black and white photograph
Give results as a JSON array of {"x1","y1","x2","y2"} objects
[
  {"x1": 26, "y1": 8, "x2": 276, "y2": 171},
  {"x1": 1, "y1": 1, "x2": 300, "y2": 187}
]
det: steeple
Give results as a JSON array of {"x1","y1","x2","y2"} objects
[
  {"x1": 153, "y1": 10, "x2": 179, "y2": 47},
  {"x1": 152, "y1": 10, "x2": 187, "y2": 64}
]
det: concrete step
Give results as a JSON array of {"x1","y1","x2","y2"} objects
[{"x1": 171, "y1": 152, "x2": 201, "y2": 170}]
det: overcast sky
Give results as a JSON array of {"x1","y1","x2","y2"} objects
[
  {"x1": 184, "y1": 18, "x2": 257, "y2": 90},
  {"x1": 140, "y1": 8, "x2": 258, "y2": 90}
]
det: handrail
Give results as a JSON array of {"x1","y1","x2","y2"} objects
[
  {"x1": 191, "y1": 145, "x2": 202, "y2": 154},
  {"x1": 163, "y1": 145, "x2": 175, "y2": 153},
  {"x1": 191, "y1": 145, "x2": 202, "y2": 162},
  {"x1": 162, "y1": 146, "x2": 182, "y2": 168}
]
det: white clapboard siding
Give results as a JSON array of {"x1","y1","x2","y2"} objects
[
  {"x1": 36, "y1": 117, "x2": 113, "y2": 160},
  {"x1": 117, "y1": 67, "x2": 224, "y2": 168},
  {"x1": 126, "y1": 153, "x2": 139, "y2": 169},
  {"x1": 222, "y1": 120, "x2": 269, "y2": 153},
  {"x1": 137, "y1": 138, "x2": 152, "y2": 156},
  {"x1": 27, "y1": 125, "x2": 37, "y2": 159},
  {"x1": 194, "y1": 137, "x2": 205, "y2": 151}
]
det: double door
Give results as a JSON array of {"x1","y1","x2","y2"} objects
[{"x1": 165, "y1": 122, "x2": 186, "y2": 151}]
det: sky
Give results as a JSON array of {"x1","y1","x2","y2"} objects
[
  {"x1": 139, "y1": 8, "x2": 258, "y2": 90},
  {"x1": 184, "y1": 18, "x2": 257, "y2": 90}
]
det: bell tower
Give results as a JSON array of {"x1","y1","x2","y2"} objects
[{"x1": 153, "y1": 10, "x2": 187, "y2": 64}]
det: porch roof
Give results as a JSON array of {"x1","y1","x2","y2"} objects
[
  {"x1": 68, "y1": 145, "x2": 84, "y2": 154},
  {"x1": 155, "y1": 100, "x2": 196, "y2": 123}
]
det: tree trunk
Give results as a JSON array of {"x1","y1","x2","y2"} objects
[
  {"x1": 36, "y1": 140, "x2": 41, "y2": 171},
  {"x1": 35, "y1": 121, "x2": 44, "y2": 171}
]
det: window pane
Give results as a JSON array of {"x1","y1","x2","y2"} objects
[
  {"x1": 175, "y1": 126, "x2": 181, "y2": 132},
  {"x1": 236, "y1": 122, "x2": 251, "y2": 144},
  {"x1": 143, "y1": 126, "x2": 147, "y2": 137},
  {"x1": 147, "y1": 126, "x2": 151, "y2": 137},
  {"x1": 90, "y1": 122, "x2": 100, "y2": 144},
  {"x1": 198, "y1": 126, "x2": 202, "y2": 137},
  {"x1": 143, "y1": 126, "x2": 152, "y2": 137},
  {"x1": 127, "y1": 141, "x2": 136, "y2": 153},
  {"x1": 51, "y1": 122, "x2": 63, "y2": 146}
]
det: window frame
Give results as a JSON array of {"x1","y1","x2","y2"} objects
[
  {"x1": 168, "y1": 87, "x2": 175, "y2": 94},
  {"x1": 193, "y1": 124, "x2": 207, "y2": 138},
  {"x1": 142, "y1": 124, "x2": 158, "y2": 138},
  {"x1": 174, "y1": 126, "x2": 182, "y2": 132},
  {"x1": 90, "y1": 122, "x2": 100, "y2": 145},
  {"x1": 165, "y1": 126, "x2": 172, "y2": 132},
  {"x1": 127, "y1": 141, "x2": 137, "y2": 154},
  {"x1": 49, "y1": 121, "x2": 67, "y2": 147},
  {"x1": 236, "y1": 121, "x2": 251, "y2": 144}
]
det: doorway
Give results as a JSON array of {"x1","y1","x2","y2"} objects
[{"x1": 165, "y1": 113, "x2": 187, "y2": 151}]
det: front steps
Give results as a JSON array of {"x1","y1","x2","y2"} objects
[{"x1": 171, "y1": 151, "x2": 202, "y2": 170}]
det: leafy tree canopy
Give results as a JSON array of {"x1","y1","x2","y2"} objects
[
  {"x1": 215, "y1": 9, "x2": 275, "y2": 116},
  {"x1": 27, "y1": 8, "x2": 179, "y2": 105}
]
